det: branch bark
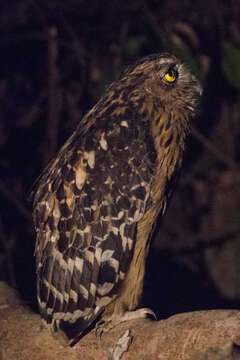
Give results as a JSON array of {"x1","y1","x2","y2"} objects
[{"x1": 0, "y1": 282, "x2": 240, "y2": 360}]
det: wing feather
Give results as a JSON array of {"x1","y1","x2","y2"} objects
[{"x1": 33, "y1": 121, "x2": 155, "y2": 342}]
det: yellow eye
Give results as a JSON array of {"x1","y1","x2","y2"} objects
[{"x1": 164, "y1": 70, "x2": 177, "y2": 83}]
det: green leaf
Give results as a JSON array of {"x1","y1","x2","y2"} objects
[
  {"x1": 222, "y1": 41, "x2": 240, "y2": 89},
  {"x1": 126, "y1": 36, "x2": 145, "y2": 57}
]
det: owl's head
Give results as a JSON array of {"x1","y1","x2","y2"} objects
[{"x1": 122, "y1": 53, "x2": 202, "y2": 113}]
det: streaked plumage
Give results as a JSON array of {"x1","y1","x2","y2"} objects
[{"x1": 32, "y1": 53, "x2": 201, "y2": 345}]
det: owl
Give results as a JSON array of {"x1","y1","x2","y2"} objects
[{"x1": 32, "y1": 53, "x2": 201, "y2": 345}]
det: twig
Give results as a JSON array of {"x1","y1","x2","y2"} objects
[
  {"x1": 142, "y1": 1, "x2": 164, "y2": 44},
  {"x1": 27, "y1": 0, "x2": 48, "y2": 28},
  {"x1": 176, "y1": 227, "x2": 240, "y2": 255},
  {"x1": 112, "y1": 22, "x2": 129, "y2": 72},
  {"x1": 44, "y1": 26, "x2": 61, "y2": 166},
  {"x1": 191, "y1": 126, "x2": 239, "y2": 170},
  {"x1": 60, "y1": 14, "x2": 87, "y2": 66},
  {"x1": 0, "y1": 218, "x2": 17, "y2": 288},
  {"x1": 17, "y1": 91, "x2": 46, "y2": 127}
]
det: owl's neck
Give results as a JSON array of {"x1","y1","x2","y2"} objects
[{"x1": 137, "y1": 95, "x2": 189, "y2": 169}]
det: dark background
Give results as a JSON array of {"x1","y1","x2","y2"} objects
[{"x1": 0, "y1": 0, "x2": 240, "y2": 317}]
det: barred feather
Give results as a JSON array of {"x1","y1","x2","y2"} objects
[{"x1": 32, "y1": 52, "x2": 201, "y2": 344}]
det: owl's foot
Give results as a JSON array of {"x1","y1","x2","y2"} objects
[{"x1": 95, "y1": 307, "x2": 156, "y2": 337}]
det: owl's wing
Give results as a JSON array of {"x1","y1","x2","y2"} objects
[{"x1": 33, "y1": 124, "x2": 154, "y2": 342}]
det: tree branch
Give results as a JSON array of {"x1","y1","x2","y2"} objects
[
  {"x1": 191, "y1": 126, "x2": 239, "y2": 170},
  {"x1": 0, "y1": 282, "x2": 240, "y2": 360}
]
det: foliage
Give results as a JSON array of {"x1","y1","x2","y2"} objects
[{"x1": 222, "y1": 41, "x2": 240, "y2": 90}]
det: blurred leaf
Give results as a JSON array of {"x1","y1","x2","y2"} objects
[
  {"x1": 125, "y1": 36, "x2": 145, "y2": 57},
  {"x1": 222, "y1": 42, "x2": 240, "y2": 89}
]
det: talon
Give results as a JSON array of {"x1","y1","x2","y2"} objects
[
  {"x1": 94, "y1": 307, "x2": 156, "y2": 339},
  {"x1": 95, "y1": 319, "x2": 105, "y2": 338},
  {"x1": 144, "y1": 308, "x2": 157, "y2": 320},
  {"x1": 95, "y1": 328, "x2": 103, "y2": 338}
]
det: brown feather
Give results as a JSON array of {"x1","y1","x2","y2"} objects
[{"x1": 32, "y1": 52, "x2": 201, "y2": 344}]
